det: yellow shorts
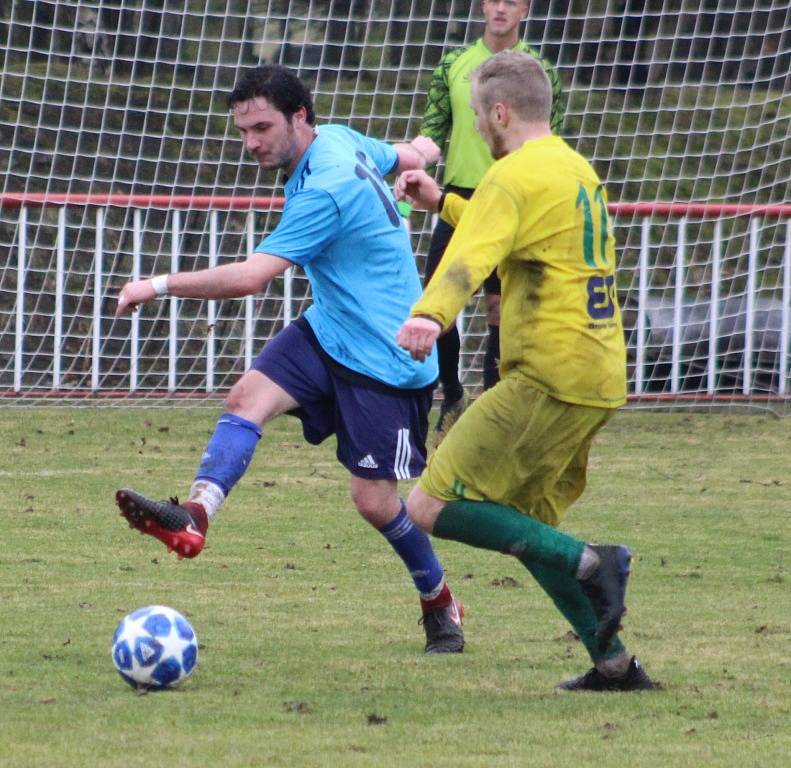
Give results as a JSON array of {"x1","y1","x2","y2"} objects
[{"x1": 418, "y1": 377, "x2": 614, "y2": 527}]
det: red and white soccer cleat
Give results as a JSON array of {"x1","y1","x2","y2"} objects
[{"x1": 116, "y1": 488, "x2": 208, "y2": 559}]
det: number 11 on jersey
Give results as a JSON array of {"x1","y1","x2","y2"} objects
[{"x1": 577, "y1": 183, "x2": 616, "y2": 320}]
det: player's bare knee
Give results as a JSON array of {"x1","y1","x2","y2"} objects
[
  {"x1": 350, "y1": 483, "x2": 368, "y2": 512},
  {"x1": 224, "y1": 379, "x2": 252, "y2": 414},
  {"x1": 350, "y1": 478, "x2": 400, "y2": 528},
  {"x1": 405, "y1": 485, "x2": 444, "y2": 533},
  {"x1": 225, "y1": 370, "x2": 296, "y2": 424}
]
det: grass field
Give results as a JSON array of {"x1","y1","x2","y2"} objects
[{"x1": 0, "y1": 407, "x2": 788, "y2": 767}]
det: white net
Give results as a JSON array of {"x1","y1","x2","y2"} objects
[{"x1": 1, "y1": 0, "x2": 790, "y2": 410}]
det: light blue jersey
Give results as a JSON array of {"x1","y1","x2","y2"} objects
[{"x1": 256, "y1": 125, "x2": 437, "y2": 389}]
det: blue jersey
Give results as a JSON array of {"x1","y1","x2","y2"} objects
[{"x1": 256, "y1": 125, "x2": 437, "y2": 389}]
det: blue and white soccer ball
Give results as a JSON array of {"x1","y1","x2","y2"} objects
[{"x1": 111, "y1": 605, "x2": 198, "y2": 690}]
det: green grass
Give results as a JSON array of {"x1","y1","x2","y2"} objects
[{"x1": 0, "y1": 408, "x2": 789, "y2": 767}]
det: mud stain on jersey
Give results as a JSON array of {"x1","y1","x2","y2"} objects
[
  {"x1": 523, "y1": 261, "x2": 546, "y2": 309},
  {"x1": 443, "y1": 262, "x2": 473, "y2": 295}
]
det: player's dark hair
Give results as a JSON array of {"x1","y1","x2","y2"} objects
[{"x1": 228, "y1": 65, "x2": 316, "y2": 125}]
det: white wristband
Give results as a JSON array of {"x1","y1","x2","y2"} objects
[{"x1": 151, "y1": 274, "x2": 169, "y2": 297}]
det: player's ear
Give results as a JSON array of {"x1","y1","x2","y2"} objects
[{"x1": 292, "y1": 105, "x2": 308, "y2": 127}]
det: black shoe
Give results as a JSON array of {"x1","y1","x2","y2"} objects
[
  {"x1": 432, "y1": 393, "x2": 467, "y2": 447},
  {"x1": 556, "y1": 657, "x2": 657, "y2": 692},
  {"x1": 420, "y1": 599, "x2": 464, "y2": 654},
  {"x1": 579, "y1": 544, "x2": 631, "y2": 652}
]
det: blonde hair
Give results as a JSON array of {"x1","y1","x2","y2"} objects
[{"x1": 472, "y1": 50, "x2": 552, "y2": 123}]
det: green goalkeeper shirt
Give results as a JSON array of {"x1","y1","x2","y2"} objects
[{"x1": 419, "y1": 38, "x2": 565, "y2": 189}]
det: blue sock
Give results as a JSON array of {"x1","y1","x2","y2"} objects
[
  {"x1": 194, "y1": 412, "x2": 262, "y2": 495},
  {"x1": 379, "y1": 501, "x2": 445, "y2": 596}
]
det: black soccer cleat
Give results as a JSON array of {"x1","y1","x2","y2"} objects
[
  {"x1": 556, "y1": 657, "x2": 657, "y2": 692},
  {"x1": 579, "y1": 544, "x2": 632, "y2": 652},
  {"x1": 420, "y1": 598, "x2": 465, "y2": 654},
  {"x1": 432, "y1": 393, "x2": 467, "y2": 447},
  {"x1": 116, "y1": 488, "x2": 207, "y2": 559}
]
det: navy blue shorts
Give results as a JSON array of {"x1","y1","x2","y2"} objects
[{"x1": 253, "y1": 318, "x2": 435, "y2": 481}]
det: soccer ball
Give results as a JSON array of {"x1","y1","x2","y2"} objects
[{"x1": 111, "y1": 605, "x2": 198, "y2": 690}]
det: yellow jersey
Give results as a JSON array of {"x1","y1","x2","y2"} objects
[{"x1": 411, "y1": 135, "x2": 626, "y2": 409}]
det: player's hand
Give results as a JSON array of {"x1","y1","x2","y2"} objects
[
  {"x1": 396, "y1": 317, "x2": 442, "y2": 362},
  {"x1": 395, "y1": 170, "x2": 442, "y2": 213},
  {"x1": 409, "y1": 136, "x2": 441, "y2": 167},
  {"x1": 115, "y1": 278, "x2": 157, "y2": 316}
]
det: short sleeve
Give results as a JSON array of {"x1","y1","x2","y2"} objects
[
  {"x1": 354, "y1": 133, "x2": 398, "y2": 177},
  {"x1": 255, "y1": 188, "x2": 341, "y2": 266}
]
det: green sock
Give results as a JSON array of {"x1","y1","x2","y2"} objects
[
  {"x1": 525, "y1": 562, "x2": 625, "y2": 661},
  {"x1": 432, "y1": 499, "x2": 585, "y2": 575},
  {"x1": 432, "y1": 498, "x2": 624, "y2": 663}
]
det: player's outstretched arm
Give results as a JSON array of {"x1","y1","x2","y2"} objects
[
  {"x1": 395, "y1": 170, "x2": 443, "y2": 213},
  {"x1": 115, "y1": 252, "x2": 292, "y2": 317},
  {"x1": 396, "y1": 316, "x2": 442, "y2": 362},
  {"x1": 392, "y1": 135, "x2": 441, "y2": 173},
  {"x1": 409, "y1": 135, "x2": 442, "y2": 167}
]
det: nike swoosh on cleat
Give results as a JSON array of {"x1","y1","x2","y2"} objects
[{"x1": 184, "y1": 523, "x2": 205, "y2": 539}]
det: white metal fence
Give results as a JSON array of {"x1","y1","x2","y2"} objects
[{"x1": 2, "y1": 195, "x2": 791, "y2": 407}]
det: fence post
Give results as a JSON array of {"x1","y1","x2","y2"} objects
[
  {"x1": 781, "y1": 221, "x2": 790, "y2": 395},
  {"x1": 706, "y1": 219, "x2": 721, "y2": 395},
  {"x1": 744, "y1": 218, "x2": 758, "y2": 395},
  {"x1": 245, "y1": 212, "x2": 254, "y2": 370},
  {"x1": 634, "y1": 217, "x2": 650, "y2": 395},
  {"x1": 169, "y1": 210, "x2": 180, "y2": 392},
  {"x1": 54, "y1": 206, "x2": 65, "y2": 388},
  {"x1": 671, "y1": 217, "x2": 686, "y2": 394},
  {"x1": 207, "y1": 209, "x2": 218, "y2": 393},
  {"x1": 131, "y1": 208, "x2": 141, "y2": 391},
  {"x1": 14, "y1": 207, "x2": 27, "y2": 392},
  {"x1": 283, "y1": 267, "x2": 293, "y2": 326},
  {"x1": 92, "y1": 208, "x2": 104, "y2": 392}
]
